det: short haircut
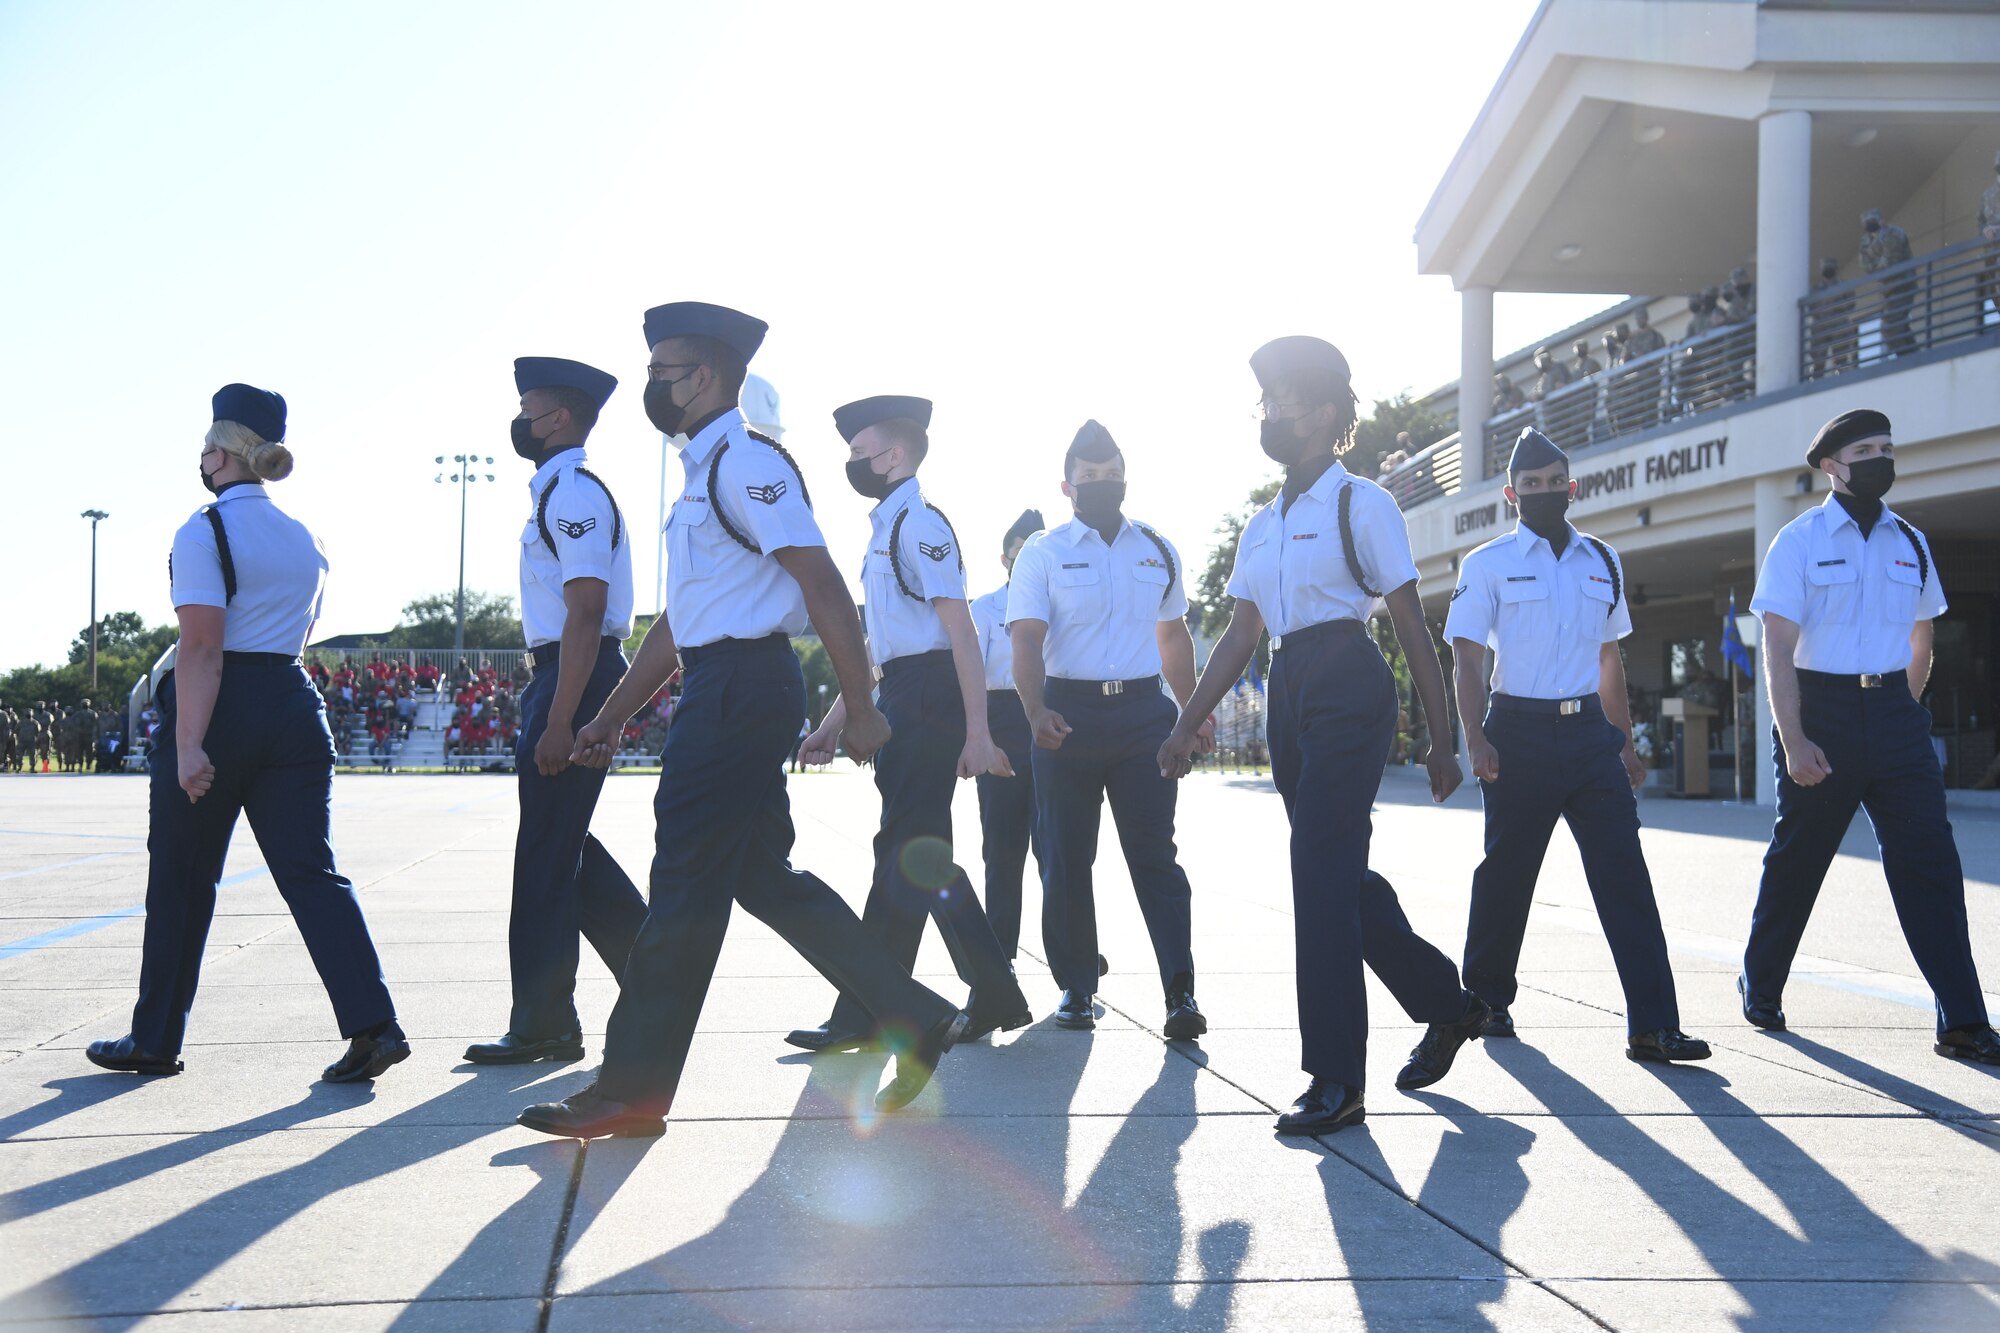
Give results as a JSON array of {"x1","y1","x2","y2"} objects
[
  {"x1": 871, "y1": 417, "x2": 929, "y2": 465},
  {"x1": 677, "y1": 334, "x2": 748, "y2": 397},
  {"x1": 542, "y1": 384, "x2": 601, "y2": 434}
]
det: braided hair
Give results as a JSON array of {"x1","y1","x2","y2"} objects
[
  {"x1": 1132, "y1": 522, "x2": 1178, "y2": 605},
  {"x1": 887, "y1": 500, "x2": 964, "y2": 602},
  {"x1": 707, "y1": 429, "x2": 814, "y2": 553},
  {"x1": 1581, "y1": 535, "x2": 1622, "y2": 617}
]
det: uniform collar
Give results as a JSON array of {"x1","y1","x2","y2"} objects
[
  {"x1": 1510, "y1": 520, "x2": 1580, "y2": 559},
  {"x1": 683, "y1": 408, "x2": 745, "y2": 466},
  {"x1": 209, "y1": 481, "x2": 268, "y2": 505},
  {"x1": 870, "y1": 476, "x2": 922, "y2": 524},
  {"x1": 1298, "y1": 456, "x2": 1349, "y2": 505},
  {"x1": 1056, "y1": 514, "x2": 1131, "y2": 548},
  {"x1": 527, "y1": 446, "x2": 585, "y2": 494},
  {"x1": 1819, "y1": 491, "x2": 1902, "y2": 534}
]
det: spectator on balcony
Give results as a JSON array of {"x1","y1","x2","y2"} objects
[
  {"x1": 1492, "y1": 372, "x2": 1526, "y2": 413},
  {"x1": 1682, "y1": 292, "x2": 1710, "y2": 339},
  {"x1": 1809, "y1": 257, "x2": 1854, "y2": 376},
  {"x1": 1860, "y1": 208, "x2": 1916, "y2": 357},
  {"x1": 1566, "y1": 339, "x2": 1600, "y2": 381},
  {"x1": 1719, "y1": 268, "x2": 1755, "y2": 325},
  {"x1": 1624, "y1": 308, "x2": 1665, "y2": 359},
  {"x1": 1977, "y1": 150, "x2": 2000, "y2": 320},
  {"x1": 1528, "y1": 346, "x2": 1569, "y2": 401},
  {"x1": 1607, "y1": 326, "x2": 1630, "y2": 366}
]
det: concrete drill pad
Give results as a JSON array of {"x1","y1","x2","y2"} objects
[
  {"x1": 0, "y1": 989, "x2": 134, "y2": 1051},
  {"x1": 0, "y1": 1127, "x2": 574, "y2": 1317},
  {"x1": 556, "y1": 1115, "x2": 1506, "y2": 1298},
  {"x1": 1338, "y1": 1111, "x2": 2000, "y2": 1282},
  {"x1": 546, "y1": 1276, "x2": 1602, "y2": 1331},
  {"x1": 1544, "y1": 1277, "x2": 2000, "y2": 1332},
  {"x1": 0, "y1": 1298, "x2": 546, "y2": 1331},
  {"x1": 1709, "y1": 1026, "x2": 2000, "y2": 1119},
  {"x1": 1526, "y1": 967, "x2": 1941, "y2": 1029}
]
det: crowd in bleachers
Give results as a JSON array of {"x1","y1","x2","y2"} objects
[
  {"x1": 442, "y1": 665, "x2": 523, "y2": 761},
  {"x1": 309, "y1": 657, "x2": 442, "y2": 762}
]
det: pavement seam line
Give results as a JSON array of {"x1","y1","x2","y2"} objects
[{"x1": 537, "y1": 1138, "x2": 589, "y2": 1332}]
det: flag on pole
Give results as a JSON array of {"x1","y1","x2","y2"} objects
[{"x1": 1722, "y1": 589, "x2": 1754, "y2": 681}]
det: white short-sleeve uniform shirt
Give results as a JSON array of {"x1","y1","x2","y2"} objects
[
  {"x1": 1444, "y1": 524, "x2": 1631, "y2": 700},
  {"x1": 518, "y1": 446, "x2": 636, "y2": 646},
  {"x1": 860, "y1": 478, "x2": 964, "y2": 668},
  {"x1": 1750, "y1": 496, "x2": 1944, "y2": 674},
  {"x1": 1225, "y1": 462, "x2": 1418, "y2": 636},
  {"x1": 169, "y1": 482, "x2": 328, "y2": 655},
  {"x1": 1006, "y1": 516, "x2": 1188, "y2": 681}
]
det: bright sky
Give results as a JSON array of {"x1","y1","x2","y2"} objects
[{"x1": 1, "y1": 1, "x2": 1613, "y2": 669}]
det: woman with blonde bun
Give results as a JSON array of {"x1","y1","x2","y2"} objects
[{"x1": 86, "y1": 384, "x2": 407, "y2": 1084}]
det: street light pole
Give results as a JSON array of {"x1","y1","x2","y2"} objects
[
  {"x1": 435, "y1": 455, "x2": 494, "y2": 671},
  {"x1": 80, "y1": 509, "x2": 108, "y2": 688}
]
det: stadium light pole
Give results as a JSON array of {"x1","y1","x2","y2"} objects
[
  {"x1": 435, "y1": 456, "x2": 494, "y2": 670},
  {"x1": 80, "y1": 509, "x2": 109, "y2": 688}
]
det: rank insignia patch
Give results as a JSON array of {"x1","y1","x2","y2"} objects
[
  {"x1": 556, "y1": 517, "x2": 596, "y2": 539},
  {"x1": 746, "y1": 480, "x2": 787, "y2": 505},
  {"x1": 919, "y1": 540, "x2": 953, "y2": 562}
]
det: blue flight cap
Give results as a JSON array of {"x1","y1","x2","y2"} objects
[
  {"x1": 1066, "y1": 419, "x2": 1120, "y2": 464},
  {"x1": 212, "y1": 383, "x2": 287, "y2": 443},
  {"x1": 512, "y1": 357, "x2": 618, "y2": 410},
  {"x1": 1249, "y1": 335, "x2": 1351, "y2": 388},
  {"x1": 1003, "y1": 508, "x2": 1045, "y2": 550},
  {"x1": 641, "y1": 302, "x2": 768, "y2": 361},
  {"x1": 832, "y1": 395, "x2": 933, "y2": 444},
  {"x1": 1508, "y1": 427, "x2": 1568, "y2": 474}
]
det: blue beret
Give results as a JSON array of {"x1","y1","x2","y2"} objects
[
  {"x1": 1508, "y1": 427, "x2": 1568, "y2": 474},
  {"x1": 212, "y1": 383, "x2": 287, "y2": 443},
  {"x1": 1250, "y1": 335, "x2": 1351, "y2": 387},
  {"x1": 1807, "y1": 409, "x2": 1891, "y2": 466},
  {"x1": 833, "y1": 395, "x2": 932, "y2": 444},
  {"x1": 513, "y1": 357, "x2": 617, "y2": 411},
  {"x1": 1066, "y1": 419, "x2": 1120, "y2": 462},
  {"x1": 641, "y1": 302, "x2": 767, "y2": 361},
  {"x1": 1003, "y1": 508, "x2": 1044, "y2": 549}
]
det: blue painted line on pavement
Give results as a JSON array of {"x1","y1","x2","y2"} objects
[
  {"x1": 0, "y1": 853, "x2": 132, "y2": 882},
  {"x1": 0, "y1": 867, "x2": 269, "y2": 961}
]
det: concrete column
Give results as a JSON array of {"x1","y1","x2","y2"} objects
[
  {"x1": 1460, "y1": 285, "x2": 1495, "y2": 479},
  {"x1": 1755, "y1": 110, "x2": 1812, "y2": 396},
  {"x1": 1751, "y1": 474, "x2": 1788, "y2": 805}
]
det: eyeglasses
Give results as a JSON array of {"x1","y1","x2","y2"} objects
[
  {"x1": 646, "y1": 362, "x2": 699, "y2": 383},
  {"x1": 1254, "y1": 398, "x2": 1310, "y2": 421}
]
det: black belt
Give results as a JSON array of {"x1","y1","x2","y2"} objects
[
  {"x1": 524, "y1": 636, "x2": 622, "y2": 673},
  {"x1": 876, "y1": 648, "x2": 951, "y2": 682},
  {"x1": 1799, "y1": 668, "x2": 1907, "y2": 690},
  {"x1": 1046, "y1": 674, "x2": 1161, "y2": 698},
  {"x1": 1270, "y1": 619, "x2": 1367, "y2": 653},
  {"x1": 1491, "y1": 693, "x2": 1602, "y2": 717},
  {"x1": 678, "y1": 632, "x2": 790, "y2": 669},
  {"x1": 987, "y1": 688, "x2": 1018, "y2": 700},
  {"x1": 222, "y1": 652, "x2": 302, "y2": 667}
]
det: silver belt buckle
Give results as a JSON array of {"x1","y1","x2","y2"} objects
[
  {"x1": 1270, "y1": 635, "x2": 1284, "y2": 653},
  {"x1": 1860, "y1": 673, "x2": 1885, "y2": 689},
  {"x1": 1558, "y1": 698, "x2": 1582, "y2": 716},
  {"x1": 871, "y1": 664, "x2": 884, "y2": 683},
  {"x1": 523, "y1": 651, "x2": 539, "y2": 671},
  {"x1": 1101, "y1": 679, "x2": 1124, "y2": 696}
]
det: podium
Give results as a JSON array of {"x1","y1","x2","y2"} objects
[{"x1": 1662, "y1": 697, "x2": 1717, "y2": 797}]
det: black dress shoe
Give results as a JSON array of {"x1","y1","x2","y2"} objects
[
  {"x1": 1626, "y1": 1028, "x2": 1712, "y2": 1064},
  {"x1": 85, "y1": 1036, "x2": 182, "y2": 1076},
  {"x1": 1275, "y1": 1078, "x2": 1364, "y2": 1135},
  {"x1": 324, "y1": 1024, "x2": 411, "y2": 1083},
  {"x1": 1163, "y1": 974, "x2": 1206, "y2": 1040},
  {"x1": 961, "y1": 984, "x2": 1035, "y2": 1043},
  {"x1": 1935, "y1": 1024, "x2": 2000, "y2": 1066},
  {"x1": 1396, "y1": 992, "x2": 1490, "y2": 1090},
  {"x1": 1480, "y1": 1005, "x2": 1517, "y2": 1039},
  {"x1": 782, "y1": 1023, "x2": 880, "y2": 1053},
  {"x1": 1737, "y1": 974, "x2": 1786, "y2": 1031},
  {"x1": 877, "y1": 1011, "x2": 968, "y2": 1112},
  {"x1": 464, "y1": 1030, "x2": 586, "y2": 1065},
  {"x1": 1054, "y1": 990, "x2": 1096, "y2": 1030},
  {"x1": 1098, "y1": 953, "x2": 1109, "y2": 978},
  {"x1": 518, "y1": 1082, "x2": 665, "y2": 1138}
]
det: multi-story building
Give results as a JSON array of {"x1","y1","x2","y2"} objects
[{"x1": 1388, "y1": 0, "x2": 2000, "y2": 800}]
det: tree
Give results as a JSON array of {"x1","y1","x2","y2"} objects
[
  {"x1": 1193, "y1": 480, "x2": 1280, "y2": 638},
  {"x1": 1350, "y1": 392, "x2": 1455, "y2": 481},
  {"x1": 384, "y1": 591, "x2": 524, "y2": 649},
  {"x1": 70, "y1": 612, "x2": 176, "y2": 666},
  {"x1": 793, "y1": 636, "x2": 837, "y2": 725}
]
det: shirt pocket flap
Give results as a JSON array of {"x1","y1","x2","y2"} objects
[
  {"x1": 1579, "y1": 576, "x2": 1616, "y2": 604},
  {"x1": 1806, "y1": 558, "x2": 1858, "y2": 586},
  {"x1": 1496, "y1": 578, "x2": 1549, "y2": 603},
  {"x1": 669, "y1": 497, "x2": 711, "y2": 531},
  {"x1": 520, "y1": 519, "x2": 543, "y2": 546},
  {"x1": 1134, "y1": 564, "x2": 1172, "y2": 588},
  {"x1": 1885, "y1": 558, "x2": 1923, "y2": 587}
]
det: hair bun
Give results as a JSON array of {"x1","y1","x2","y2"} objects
[{"x1": 248, "y1": 440, "x2": 294, "y2": 481}]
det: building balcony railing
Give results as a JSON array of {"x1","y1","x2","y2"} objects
[
  {"x1": 1801, "y1": 235, "x2": 2000, "y2": 381},
  {"x1": 1379, "y1": 430, "x2": 1463, "y2": 509},
  {"x1": 1480, "y1": 320, "x2": 1757, "y2": 476}
]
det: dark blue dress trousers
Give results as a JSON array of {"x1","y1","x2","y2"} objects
[{"x1": 976, "y1": 688, "x2": 1045, "y2": 959}]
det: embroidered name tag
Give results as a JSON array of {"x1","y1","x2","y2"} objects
[
  {"x1": 1061, "y1": 562, "x2": 1089, "y2": 570},
  {"x1": 1506, "y1": 575, "x2": 1537, "y2": 583},
  {"x1": 680, "y1": 494, "x2": 707, "y2": 505},
  {"x1": 1816, "y1": 558, "x2": 1846, "y2": 567},
  {"x1": 1290, "y1": 532, "x2": 1319, "y2": 541}
]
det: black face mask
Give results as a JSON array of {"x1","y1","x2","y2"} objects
[
  {"x1": 199, "y1": 451, "x2": 223, "y2": 495},
  {"x1": 1516, "y1": 491, "x2": 1572, "y2": 547},
  {"x1": 510, "y1": 409, "x2": 559, "y2": 461},
  {"x1": 643, "y1": 374, "x2": 693, "y2": 437},
  {"x1": 845, "y1": 454, "x2": 895, "y2": 501},
  {"x1": 1260, "y1": 416, "x2": 1312, "y2": 467},
  {"x1": 1071, "y1": 479, "x2": 1126, "y2": 531},
  {"x1": 1842, "y1": 455, "x2": 1895, "y2": 504}
]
